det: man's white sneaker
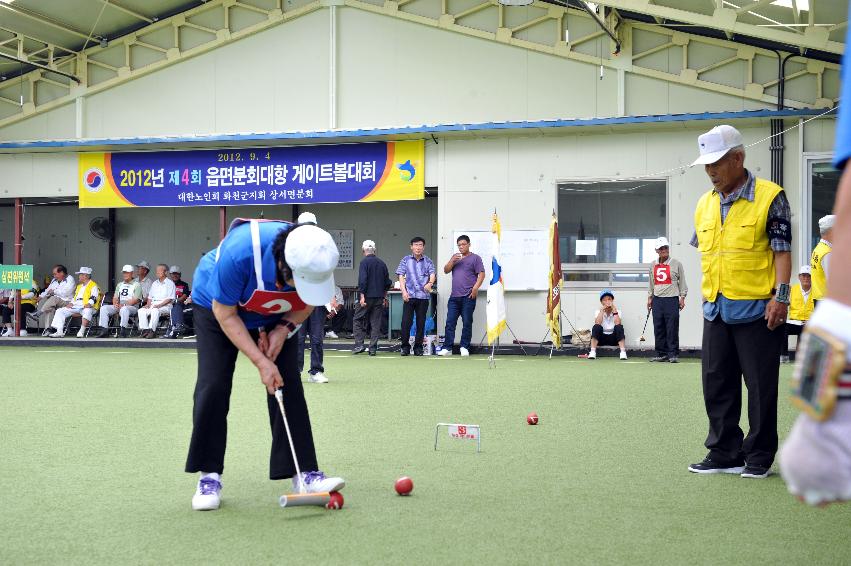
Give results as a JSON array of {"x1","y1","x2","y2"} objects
[
  {"x1": 437, "y1": 348, "x2": 451, "y2": 356},
  {"x1": 19, "y1": 329, "x2": 27, "y2": 337},
  {"x1": 325, "y1": 331, "x2": 338, "y2": 339},
  {"x1": 76, "y1": 328, "x2": 86, "y2": 338},
  {"x1": 587, "y1": 351, "x2": 596, "y2": 360},
  {"x1": 48, "y1": 329, "x2": 63, "y2": 338},
  {"x1": 42, "y1": 328, "x2": 52, "y2": 337},
  {"x1": 192, "y1": 474, "x2": 222, "y2": 511},
  {"x1": 293, "y1": 471, "x2": 345, "y2": 494},
  {"x1": 620, "y1": 350, "x2": 628, "y2": 360},
  {"x1": 308, "y1": 372, "x2": 329, "y2": 383},
  {"x1": 459, "y1": 347, "x2": 470, "y2": 357},
  {"x1": 1, "y1": 327, "x2": 11, "y2": 337}
]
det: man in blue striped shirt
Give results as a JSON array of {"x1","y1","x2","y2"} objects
[{"x1": 396, "y1": 237, "x2": 436, "y2": 356}]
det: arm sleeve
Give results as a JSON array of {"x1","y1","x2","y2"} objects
[
  {"x1": 358, "y1": 261, "x2": 368, "y2": 295},
  {"x1": 833, "y1": 23, "x2": 851, "y2": 169},
  {"x1": 766, "y1": 192, "x2": 792, "y2": 252},
  {"x1": 89, "y1": 285, "x2": 100, "y2": 305},
  {"x1": 648, "y1": 264, "x2": 655, "y2": 296},
  {"x1": 678, "y1": 261, "x2": 688, "y2": 297},
  {"x1": 133, "y1": 283, "x2": 143, "y2": 300},
  {"x1": 475, "y1": 255, "x2": 485, "y2": 274},
  {"x1": 212, "y1": 246, "x2": 249, "y2": 306},
  {"x1": 823, "y1": 252, "x2": 831, "y2": 280},
  {"x1": 395, "y1": 257, "x2": 406, "y2": 276}
]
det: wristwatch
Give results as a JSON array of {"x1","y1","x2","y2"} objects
[{"x1": 277, "y1": 318, "x2": 297, "y2": 333}]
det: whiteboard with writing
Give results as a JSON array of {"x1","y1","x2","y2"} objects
[{"x1": 451, "y1": 230, "x2": 549, "y2": 291}]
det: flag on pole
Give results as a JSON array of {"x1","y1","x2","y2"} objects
[
  {"x1": 546, "y1": 213, "x2": 562, "y2": 348},
  {"x1": 486, "y1": 211, "x2": 507, "y2": 345}
]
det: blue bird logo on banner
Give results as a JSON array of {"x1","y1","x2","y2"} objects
[{"x1": 398, "y1": 160, "x2": 416, "y2": 181}]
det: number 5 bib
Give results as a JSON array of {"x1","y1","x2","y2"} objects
[{"x1": 654, "y1": 264, "x2": 672, "y2": 285}]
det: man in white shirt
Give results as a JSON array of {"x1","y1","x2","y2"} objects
[
  {"x1": 95, "y1": 264, "x2": 143, "y2": 338},
  {"x1": 135, "y1": 260, "x2": 154, "y2": 301},
  {"x1": 588, "y1": 289, "x2": 628, "y2": 360},
  {"x1": 138, "y1": 263, "x2": 175, "y2": 338},
  {"x1": 48, "y1": 267, "x2": 100, "y2": 338},
  {"x1": 35, "y1": 264, "x2": 75, "y2": 333}
]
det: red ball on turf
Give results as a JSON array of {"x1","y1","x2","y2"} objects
[
  {"x1": 326, "y1": 491, "x2": 344, "y2": 510},
  {"x1": 395, "y1": 476, "x2": 413, "y2": 496},
  {"x1": 527, "y1": 412, "x2": 539, "y2": 425}
]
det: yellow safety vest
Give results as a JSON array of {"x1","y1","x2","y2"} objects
[
  {"x1": 21, "y1": 280, "x2": 39, "y2": 306},
  {"x1": 788, "y1": 283, "x2": 814, "y2": 322},
  {"x1": 810, "y1": 240, "x2": 831, "y2": 301},
  {"x1": 74, "y1": 280, "x2": 99, "y2": 307},
  {"x1": 694, "y1": 178, "x2": 781, "y2": 302}
]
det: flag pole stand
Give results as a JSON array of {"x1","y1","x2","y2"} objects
[{"x1": 535, "y1": 306, "x2": 587, "y2": 356}]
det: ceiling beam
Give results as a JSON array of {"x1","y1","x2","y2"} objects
[
  {"x1": 90, "y1": 0, "x2": 155, "y2": 24},
  {"x1": 591, "y1": 0, "x2": 843, "y2": 54},
  {"x1": 0, "y1": 3, "x2": 94, "y2": 41},
  {"x1": 0, "y1": 52, "x2": 81, "y2": 83}
]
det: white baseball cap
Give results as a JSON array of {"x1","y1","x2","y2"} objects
[
  {"x1": 297, "y1": 211, "x2": 317, "y2": 225},
  {"x1": 819, "y1": 214, "x2": 836, "y2": 231},
  {"x1": 169, "y1": 265, "x2": 181, "y2": 274},
  {"x1": 137, "y1": 260, "x2": 151, "y2": 270},
  {"x1": 799, "y1": 265, "x2": 811, "y2": 275},
  {"x1": 362, "y1": 239, "x2": 376, "y2": 250},
  {"x1": 121, "y1": 264, "x2": 134, "y2": 273},
  {"x1": 286, "y1": 225, "x2": 339, "y2": 306},
  {"x1": 76, "y1": 266, "x2": 93, "y2": 275},
  {"x1": 692, "y1": 125, "x2": 744, "y2": 165},
  {"x1": 654, "y1": 236, "x2": 670, "y2": 250}
]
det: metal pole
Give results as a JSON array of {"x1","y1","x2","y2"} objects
[
  {"x1": 108, "y1": 208, "x2": 116, "y2": 292},
  {"x1": 219, "y1": 206, "x2": 227, "y2": 240},
  {"x1": 13, "y1": 198, "x2": 23, "y2": 336}
]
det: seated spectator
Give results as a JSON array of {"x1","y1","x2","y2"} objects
[
  {"x1": 588, "y1": 289, "x2": 628, "y2": 360},
  {"x1": 48, "y1": 267, "x2": 100, "y2": 338},
  {"x1": 164, "y1": 265, "x2": 191, "y2": 339},
  {"x1": 1, "y1": 279, "x2": 39, "y2": 336},
  {"x1": 138, "y1": 264, "x2": 175, "y2": 339},
  {"x1": 35, "y1": 264, "x2": 75, "y2": 334},
  {"x1": 781, "y1": 265, "x2": 814, "y2": 363},
  {"x1": 135, "y1": 260, "x2": 154, "y2": 301},
  {"x1": 95, "y1": 265, "x2": 142, "y2": 338}
]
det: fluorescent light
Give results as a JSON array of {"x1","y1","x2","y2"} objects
[{"x1": 771, "y1": 0, "x2": 810, "y2": 10}]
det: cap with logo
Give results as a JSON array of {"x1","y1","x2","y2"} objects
[
  {"x1": 599, "y1": 288, "x2": 615, "y2": 301},
  {"x1": 76, "y1": 266, "x2": 93, "y2": 275},
  {"x1": 285, "y1": 225, "x2": 340, "y2": 306},
  {"x1": 799, "y1": 265, "x2": 811, "y2": 275},
  {"x1": 692, "y1": 125, "x2": 744, "y2": 166},
  {"x1": 169, "y1": 265, "x2": 181, "y2": 274},
  {"x1": 137, "y1": 260, "x2": 151, "y2": 270},
  {"x1": 818, "y1": 214, "x2": 836, "y2": 232},
  {"x1": 121, "y1": 264, "x2": 134, "y2": 273},
  {"x1": 362, "y1": 239, "x2": 376, "y2": 250},
  {"x1": 654, "y1": 236, "x2": 670, "y2": 250}
]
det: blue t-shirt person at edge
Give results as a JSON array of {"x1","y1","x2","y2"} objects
[
  {"x1": 834, "y1": 19, "x2": 851, "y2": 171},
  {"x1": 192, "y1": 220, "x2": 299, "y2": 329}
]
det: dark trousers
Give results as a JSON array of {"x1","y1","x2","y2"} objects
[
  {"x1": 353, "y1": 297, "x2": 384, "y2": 350},
  {"x1": 1, "y1": 302, "x2": 34, "y2": 324},
  {"x1": 701, "y1": 316, "x2": 782, "y2": 468},
  {"x1": 170, "y1": 303, "x2": 185, "y2": 327},
  {"x1": 401, "y1": 298, "x2": 429, "y2": 354},
  {"x1": 443, "y1": 296, "x2": 476, "y2": 351},
  {"x1": 781, "y1": 322, "x2": 805, "y2": 356},
  {"x1": 185, "y1": 305, "x2": 317, "y2": 480},
  {"x1": 651, "y1": 296, "x2": 680, "y2": 357},
  {"x1": 328, "y1": 310, "x2": 345, "y2": 334},
  {"x1": 297, "y1": 307, "x2": 325, "y2": 375},
  {"x1": 591, "y1": 323, "x2": 625, "y2": 346}
]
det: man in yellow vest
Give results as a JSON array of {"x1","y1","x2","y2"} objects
[
  {"x1": 810, "y1": 214, "x2": 834, "y2": 302},
  {"x1": 780, "y1": 265, "x2": 814, "y2": 363},
  {"x1": 48, "y1": 266, "x2": 100, "y2": 338},
  {"x1": 688, "y1": 124, "x2": 792, "y2": 480}
]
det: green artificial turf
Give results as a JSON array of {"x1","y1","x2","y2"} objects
[{"x1": 1, "y1": 347, "x2": 849, "y2": 565}]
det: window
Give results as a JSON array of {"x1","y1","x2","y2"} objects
[
  {"x1": 808, "y1": 160, "x2": 840, "y2": 251},
  {"x1": 557, "y1": 179, "x2": 667, "y2": 285}
]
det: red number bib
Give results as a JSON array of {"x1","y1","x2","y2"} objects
[
  {"x1": 240, "y1": 289, "x2": 306, "y2": 315},
  {"x1": 654, "y1": 264, "x2": 672, "y2": 285}
]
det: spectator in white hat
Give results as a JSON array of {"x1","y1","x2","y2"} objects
[
  {"x1": 48, "y1": 267, "x2": 100, "y2": 338},
  {"x1": 137, "y1": 264, "x2": 175, "y2": 338},
  {"x1": 164, "y1": 265, "x2": 191, "y2": 339},
  {"x1": 135, "y1": 260, "x2": 154, "y2": 301},
  {"x1": 687, "y1": 124, "x2": 792, "y2": 480},
  {"x1": 646, "y1": 236, "x2": 688, "y2": 363},
  {"x1": 810, "y1": 214, "x2": 835, "y2": 302},
  {"x1": 353, "y1": 239, "x2": 390, "y2": 356},
  {"x1": 780, "y1": 265, "x2": 814, "y2": 363},
  {"x1": 94, "y1": 264, "x2": 143, "y2": 338}
]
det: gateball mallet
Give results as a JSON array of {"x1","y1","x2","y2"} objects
[
  {"x1": 639, "y1": 308, "x2": 651, "y2": 342},
  {"x1": 275, "y1": 388, "x2": 337, "y2": 508}
]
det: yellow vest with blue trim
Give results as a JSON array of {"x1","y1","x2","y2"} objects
[
  {"x1": 810, "y1": 240, "x2": 831, "y2": 301},
  {"x1": 788, "y1": 283, "x2": 814, "y2": 322},
  {"x1": 694, "y1": 178, "x2": 782, "y2": 302},
  {"x1": 74, "y1": 280, "x2": 99, "y2": 307}
]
